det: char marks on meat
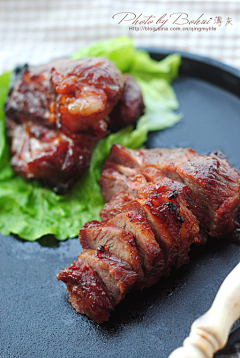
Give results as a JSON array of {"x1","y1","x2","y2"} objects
[
  {"x1": 4, "y1": 59, "x2": 144, "y2": 193},
  {"x1": 102, "y1": 144, "x2": 240, "y2": 239},
  {"x1": 58, "y1": 145, "x2": 240, "y2": 323},
  {"x1": 108, "y1": 211, "x2": 166, "y2": 287}
]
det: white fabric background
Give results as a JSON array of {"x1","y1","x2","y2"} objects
[{"x1": 0, "y1": 0, "x2": 239, "y2": 73}]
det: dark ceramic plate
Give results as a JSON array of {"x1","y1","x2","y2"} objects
[{"x1": 1, "y1": 50, "x2": 240, "y2": 358}]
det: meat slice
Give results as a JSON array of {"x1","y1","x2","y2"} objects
[
  {"x1": 101, "y1": 193, "x2": 183, "y2": 268},
  {"x1": 105, "y1": 145, "x2": 240, "y2": 239},
  {"x1": 108, "y1": 144, "x2": 196, "y2": 180},
  {"x1": 57, "y1": 260, "x2": 114, "y2": 324},
  {"x1": 79, "y1": 221, "x2": 144, "y2": 285},
  {"x1": 139, "y1": 174, "x2": 208, "y2": 244},
  {"x1": 136, "y1": 196, "x2": 182, "y2": 268},
  {"x1": 58, "y1": 143, "x2": 240, "y2": 323},
  {"x1": 138, "y1": 182, "x2": 202, "y2": 266},
  {"x1": 6, "y1": 118, "x2": 94, "y2": 193},
  {"x1": 101, "y1": 182, "x2": 200, "y2": 268},
  {"x1": 176, "y1": 154, "x2": 240, "y2": 238},
  {"x1": 100, "y1": 191, "x2": 136, "y2": 222},
  {"x1": 78, "y1": 249, "x2": 137, "y2": 305},
  {"x1": 99, "y1": 162, "x2": 147, "y2": 202},
  {"x1": 109, "y1": 74, "x2": 144, "y2": 132},
  {"x1": 100, "y1": 164, "x2": 207, "y2": 242},
  {"x1": 108, "y1": 211, "x2": 166, "y2": 287},
  {"x1": 99, "y1": 161, "x2": 166, "y2": 203}
]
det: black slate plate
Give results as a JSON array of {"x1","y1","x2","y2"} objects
[{"x1": 1, "y1": 51, "x2": 240, "y2": 358}]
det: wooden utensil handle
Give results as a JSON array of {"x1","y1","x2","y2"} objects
[{"x1": 168, "y1": 262, "x2": 240, "y2": 358}]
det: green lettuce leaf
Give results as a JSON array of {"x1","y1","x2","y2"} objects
[{"x1": 0, "y1": 36, "x2": 181, "y2": 241}]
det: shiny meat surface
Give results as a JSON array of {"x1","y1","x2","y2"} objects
[
  {"x1": 99, "y1": 162, "x2": 147, "y2": 202},
  {"x1": 100, "y1": 191, "x2": 136, "y2": 222},
  {"x1": 176, "y1": 155, "x2": 240, "y2": 238},
  {"x1": 4, "y1": 63, "x2": 55, "y2": 127},
  {"x1": 51, "y1": 57, "x2": 124, "y2": 135},
  {"x1": 5, "y1": 58, "x2": 124, "y2": 135},
  {"x1": 57, "y1": 260, "x2": 115, "y2": 324},
  {"x1": 108, "y1": 211, "x2": 166, "y2": 287},
  {"x1": 109, "y1": 144, "x2": 196, "y2": 176},
  {"x1": 105, "y1": 144, "x2": 240, "y2": 239},
  {"x1": 58, "y1": 145, "x2": 240, "y2": 323},
  {"x1": 138, "y1": 182, "x2": 202, "y2": 267},
  {"x1": 79, "y1": 221, "x2": 144, "y2": 285},
  {"x1": 108, "y1": 74, "x2": 144, "y2": 132},
  {"x1": 78, "y1": 249, "x2": 137, "y2": 305},
  {"x1": 5, "y1": 59, "x2": 144, "y2": 192},
  {"x1": 6, "y1": 118, "x2": 94, "y2": 193}
]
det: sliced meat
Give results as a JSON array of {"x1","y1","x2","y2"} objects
[
  {"x1": 57, "y1": 260, "x2": 115, "y2": 324},
  {"x1": 79, "y1": 221, "x2": 144, "y2": 284},
  {"x1": 109, "y1": 74, "x2": 144, "y2": 132},
  {"x1": 99, "y1": 167, "x2": 145, "y2": 203},
  {"x1": 138, "y1": 182, "x2": 202, "y2": 267},
  {"x1": 108, "y1": 211, "x2": 166, "y2": 287},
  {"x1": 99, "y1": 162, "x2": 164, "y2": 203},
  {"x1": 140, "y1": 175, "x2": 208, "y2": 244},
  {"x1": 176, "y1": 155, "x2": 240, "y2": 238},
  {"x1": 100, "y1": 191, "x2": 136, "y2": 222},
  {"x1": 101, "y1": 192, "x2": 183, "y2": 268},
  {"x1": 78, "y1": 249, "x2": 137, "y2": 305},
  {"x1": 108, "y1": 144, "x2": 196, "y2": 180},
  {"x1": 136, "y1": 197, "x2": 181, "y2": 268},
  {"x1": 105, "y1": 145, "x2": 240, "y2": 239}
]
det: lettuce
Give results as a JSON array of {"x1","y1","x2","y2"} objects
[{"x1": 0, "y1": 37, "x2": 181, "y2": 241}]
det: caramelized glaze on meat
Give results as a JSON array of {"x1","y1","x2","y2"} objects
[
  {"x1": 78, "y1": 249, "x2": 137, "y2": 305},
  {"x1": 57, "y1": 260, "x2": 115, "y2": 324},
  {"x1": 103, "y1": 144, "x2": 240, "y2": 239},
  {"x1": 79, "y1": 221, "x2": 144, "y2": 286},
  {"x1": 5, "y1": 59, "x2": 144, "y2": 193},
  {"x1": 51, "y1": 57, "x2": 124, "y2": 136},
  {"x1": 4, "y1": 63, "x2": 56, "y2": 127},
  {"x1": 108, "y1": 74, "x2": 144, "y2": 131},
  {"x1": 58, "y1": 145, "x2": 240, "y2": 323},
  {"x1": 6, "y1": 118, "x2": 94, "y2": 193},
  {"x1": 108, "y1": 211, "x2": 166, "y2": 287},
  {"x1": 176, "y1": 155, "x2": 240, "y2": 238}
]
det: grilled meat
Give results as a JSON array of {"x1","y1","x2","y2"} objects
[
  {"x1": 51, "y1": 57, "x2": 124, "y2": 136},
  {"x1": 5, "y1": 58, "x2": 124, "y2": 134},
  {"x1": 57, "y1": 260, "x2": 115, "y2": 324},
  {"x1": 101, "y1": 145, "x2": 240, "y2": 239},
  {"x1": 58, "y1": 145, "x2": 240, "y2": 323},
  {"x1": 108, "y1": 211, "x2": 166, "y2": 287},
  {"x1": 79, "y1": 221, "x2": 144, "y2": 287},
  {"x1": 5, "y1": 59, "x2": 144, "y2": 193},
  {"x1": 108, "y1": 74, "x2": 144, "y2": 131},
  {"x1": 100, "y1": 191, "x2": 136, "y2": 222},
  {"x1": 5, "y1": 118, "x2": 94, "y2": 193}
]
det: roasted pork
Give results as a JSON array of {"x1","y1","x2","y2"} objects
[
  {"x1": 5, "y1": 59, "x2": 144, "y2": 193},
  {"x1": 58, "y1": 145, "x2": 240, "y2": 323}
]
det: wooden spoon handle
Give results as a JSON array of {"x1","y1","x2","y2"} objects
[{"x1": 168, "y1": 262, "x2": 240, "y2": 358}]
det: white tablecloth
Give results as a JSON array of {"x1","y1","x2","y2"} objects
[{"x1": 0, "y1": 0, "x2": 239, "y2": 73}]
